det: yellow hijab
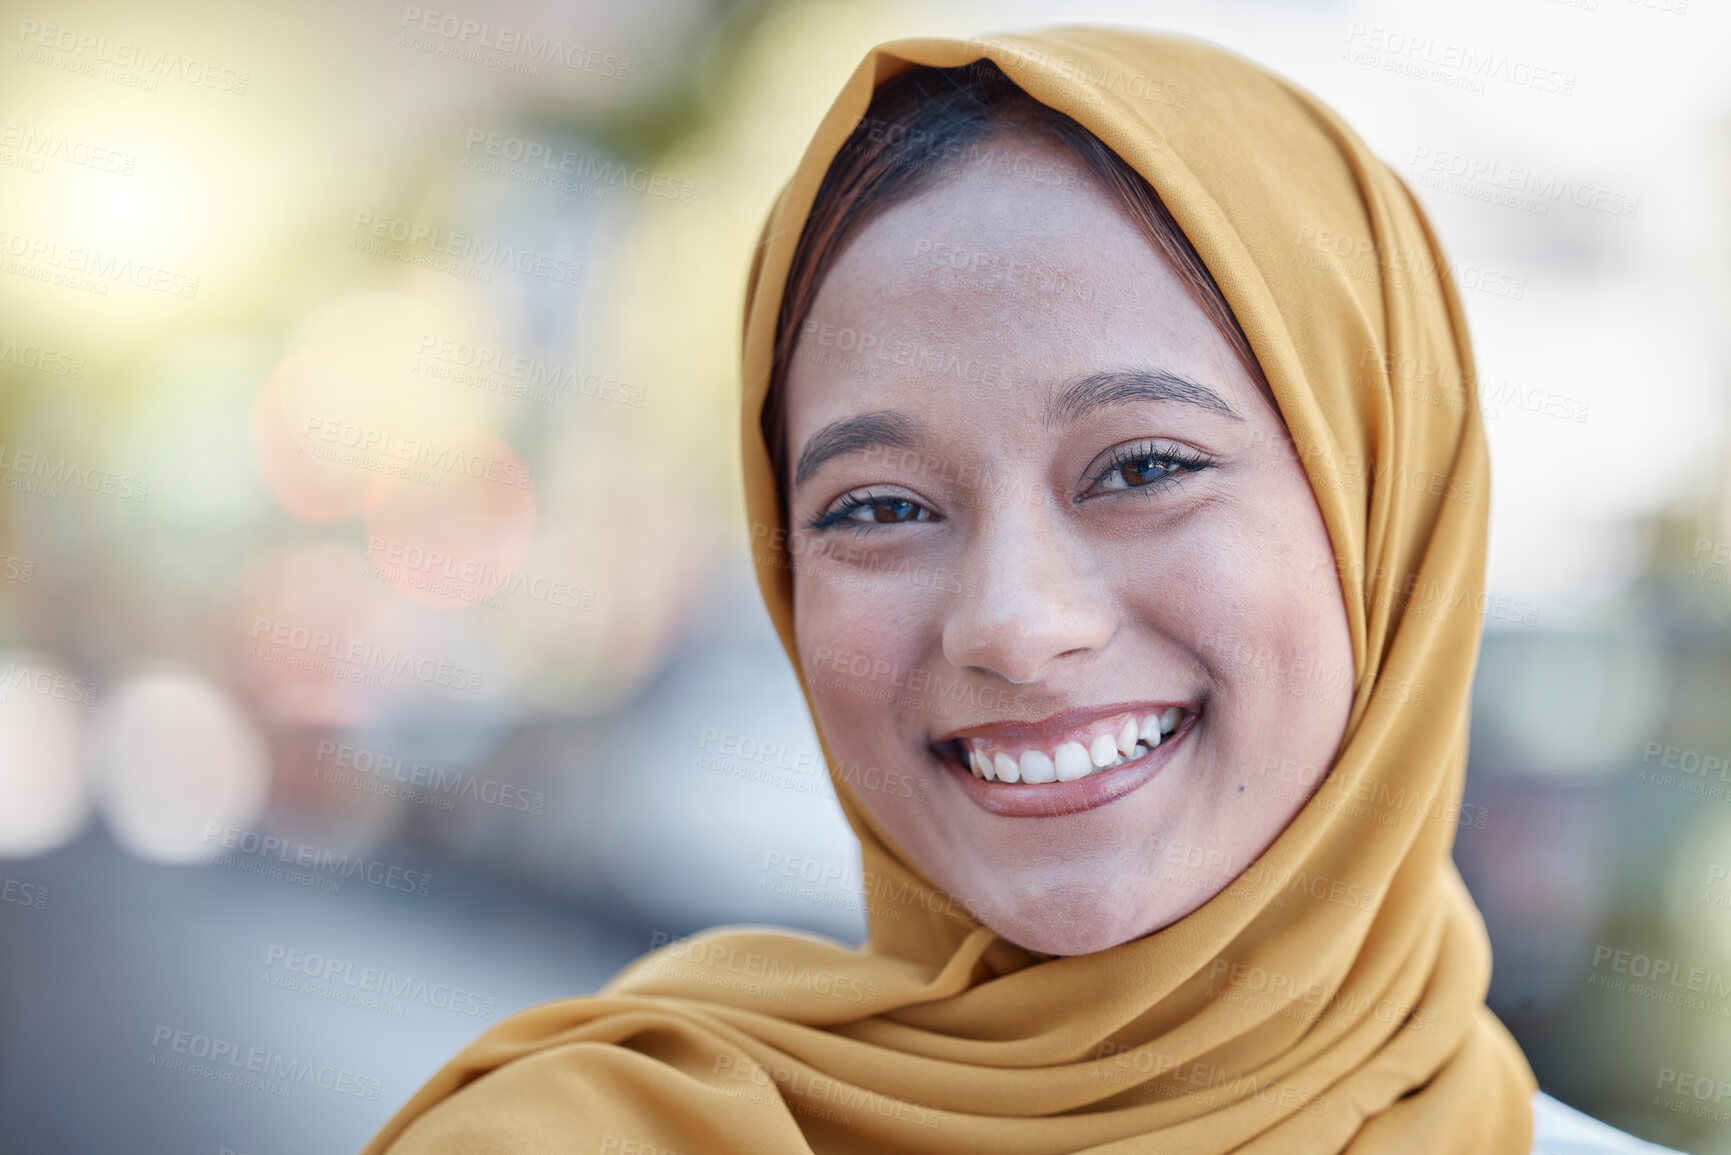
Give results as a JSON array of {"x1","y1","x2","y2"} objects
[{"x1": 362, "y1": 27, "x2": 1536, "y2": 1155}]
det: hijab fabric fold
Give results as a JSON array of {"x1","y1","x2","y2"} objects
[{"x1": 362, "y1": 26, "x2": 1536, "y2": 1155}]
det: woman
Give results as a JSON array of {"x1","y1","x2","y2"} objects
[{"x1": 362, "y1": 28, "x2": 1680, "y2": 1155}]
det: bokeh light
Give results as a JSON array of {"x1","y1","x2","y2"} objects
[
  {"x1": 88, "y1": 666, "x2": 269, "y2": 862},
  {"x1": 0, "y1": 650, "x2": 88, "y2": 857}
]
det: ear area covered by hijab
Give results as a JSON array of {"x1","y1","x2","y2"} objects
[{"x1": 361, "y1": 27, "x2": 1537, "y2": 1155}]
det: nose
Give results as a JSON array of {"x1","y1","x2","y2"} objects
[{"x1": 940, "y1": 514, "x2": 1118, "y2": 685}]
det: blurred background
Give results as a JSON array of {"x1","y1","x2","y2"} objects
[{"x1": 0, "y1": 0, "x2": 1727, "y2": 1150}]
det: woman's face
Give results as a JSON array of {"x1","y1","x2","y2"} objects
[{"x1": 782, "y1": 137, "x2": 1355, "y2": 956}]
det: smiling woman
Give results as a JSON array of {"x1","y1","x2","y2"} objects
[
  {"x1": 771, "y1": 61, "x2": 1355, "y2": 958},
  {"x1": 360, "y1": 27, "x2": 1679, "y2": 1155}
]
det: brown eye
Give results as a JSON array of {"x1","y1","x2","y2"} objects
[
  {"x1": 1111, "y1": 456, "x2": 1173, "y2": 489},
  {"x1": 1088, "y1": 443, "x2": 1213, "y2": 497},
  {"x1": 813, "y1": 491, "x2": 935, "y2": 530},
  {"x1": 872, "y1": 498, "x2": 920, "y2": 523}
]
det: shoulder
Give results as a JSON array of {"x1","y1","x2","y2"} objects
[{"x1": 1531, "y1": 1090, "x2": 1685, "y2": 1155}]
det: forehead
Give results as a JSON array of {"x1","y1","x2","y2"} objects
[{"x1": 783, "y1": 139, "x2": 1255, "y2": 436}]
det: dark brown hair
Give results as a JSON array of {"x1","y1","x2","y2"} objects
[{"x1": 762, "y1": 59, "x2": 1272, "y2": 528}]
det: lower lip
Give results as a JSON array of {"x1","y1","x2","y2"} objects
[{"x1": 941, "y1": 714, "x2": 1196, "y2": 818}]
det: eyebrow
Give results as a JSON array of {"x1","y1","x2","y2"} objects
[
  {"x1": 791, "y1": 367, "x2": 1237, "y2": 489},
  {"x1": 794, "y1": 409, "x2": 923, "y2": 488},
  {"x1": 1046, "y1": 368, "x2": 1240, "y2": 425}
]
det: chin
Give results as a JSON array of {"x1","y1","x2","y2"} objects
[{"x1": 982, "y1": 884, "x2": 1201, "y2": 958}]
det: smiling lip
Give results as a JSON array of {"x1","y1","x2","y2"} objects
[
  {"x1": 933, "y1": 700, "x2": 1192, "y2": 747},
  {"x1": 932, "y1": 703, "x2": 1199, "y2": 818}
]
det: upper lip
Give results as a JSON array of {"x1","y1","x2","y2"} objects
[{"x1": 931, "y1": 699, "x2": 1196, "y2": 747}]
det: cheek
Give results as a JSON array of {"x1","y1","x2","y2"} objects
[
  {"x1": 1209, "y1": 486, "x2": 1355, "y2": 761},
  {"x1": 792, "y1": 574, "x2": 925, "y2": 746},
  {"x1": 792, "y1": 581, "x2": 942, "y2": 837},
  {"x1": 1123, "y1": 518, "x2": 1322, "y2": 655},
  {"x1": 1115, "y1": 472, "x2": 1352, "y2": 723}
]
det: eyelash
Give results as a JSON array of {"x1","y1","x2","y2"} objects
[
  {"x1": 804, "y1": 487, "x2": 929, "y2": 533},
  {"x1": 803, "y1": 441, "x2": 1215, "y2": 532},
  {"x1": 1088, "y1": 441, "x2": 1215, "y2": 497}
]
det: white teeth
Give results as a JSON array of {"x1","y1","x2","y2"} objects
[
  {"x1": 1138, "y1": 714, "x2": 1163, "y2": 748},
  {"x1": 1019, "y1": 749, "x2": 1057, "y2": 784},
  {"x1": 964, "y1": 709, "x2": 1191, "y2": 787},
  {"x1": 969, "y1": 749, "x2": 988, "y2": 779},
  {"x1": 1055, "y1": 741, "x2": 1094, "y2": 781}
]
